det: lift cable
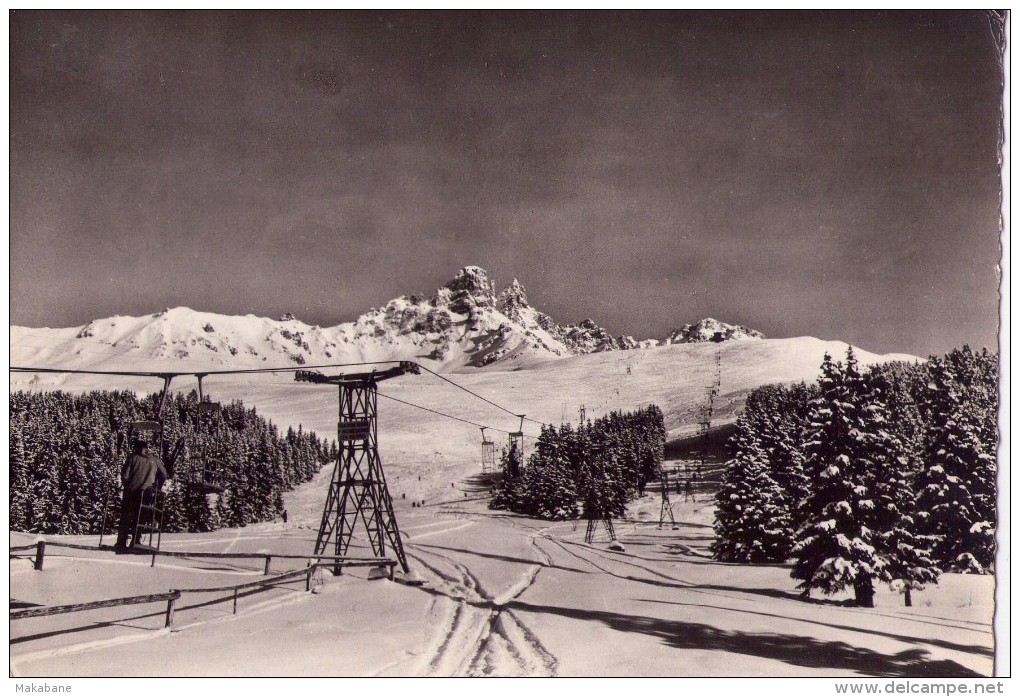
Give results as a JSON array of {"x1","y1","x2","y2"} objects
[
  {"x1": 11, "y1": 360, "x2": 546, "y2": 432},
  {"x1": 414, "y1": 364, "x2": 545, "y2": 426},
  {"x1": 376, "y1": 392, "x2": 541, "y2": 439},
  {"x1": 9, "y1": 361, "x2": 407, "y2": 379}
]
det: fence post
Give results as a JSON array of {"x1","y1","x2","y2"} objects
[
  {"x1": 34, "y1": 541, "x2": 46, "y2": 571},
  {"x1": 263, "y1": 556, "x2": 272, "y2": 575},
  {"x1": 305, "y1": 562, "x2": 313, "y2": 592},
  {"x1": 233, "y1": 588, "x2": 239, "y2": 615},
  {"x1": 165, "y1": 594, "x2": 177, "y2": 629}
]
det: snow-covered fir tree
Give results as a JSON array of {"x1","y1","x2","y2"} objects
[
  {"x1": 915, "y1": 357, "x2": 997, "y2": 572},
  {"x1": 790, "y1": 349, "x2": 888, "y2": 607},
  {"x1": 712, "y1": 418, "x2": 792, "y2": 563},
  {"x1": 488, "y1": 443, "x2": 525, "y2": 512},
  {"x1": 579, "y1": 445, "x2": 627, "y2": 524},
  {"x1": 864, "y1": 368, "x2": 940, "y2": 606},
  {"x1": 712, "y1": 383, "x2": 813, "y2": 562}
]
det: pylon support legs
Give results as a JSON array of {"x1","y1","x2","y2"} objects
[
  {"x1": 313, "y1": 381, "x2": 409, "y2": 575},
  {"x1": 584, "y1": 517, "x2": 616, "y2": 544}
]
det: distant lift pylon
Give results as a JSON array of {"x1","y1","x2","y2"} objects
[
  {"x1": 295, "y1": 362, "x2": 420, "y2": 574},
  {"x1": 480, "y1": 427, "x2": 496, "y2": 475}
]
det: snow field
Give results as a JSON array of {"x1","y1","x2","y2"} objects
[{"x1": 8, "y1": 336, "x2": 993, "y2": 677}]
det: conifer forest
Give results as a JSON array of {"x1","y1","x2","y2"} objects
[
  {"x1": 489, "y1": 405, "x2": 667, "y2": 521},
  {"x1": 712, "y1": 346, "x2": 998, "y2": 607},
  {"x1": 9, "y1": 390, "x2": 335, "y2": 535}
]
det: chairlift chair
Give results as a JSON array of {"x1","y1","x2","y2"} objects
[
  {"x1": 508, "y1": 415, "x2": 526, "y2": 462},
  {"x1": 191, "y1": 374, "x2": 226, "y2": 495}
]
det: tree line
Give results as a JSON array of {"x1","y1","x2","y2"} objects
[
  {"x1": 489, "y1": 405, "x2": 666, "y2": 521},
  {"x1": 10, "y1": 389, "x2": 336, "y2": 535},
  {"x1": 712, "y1": 345, "x2": 998, "y2": 606}
]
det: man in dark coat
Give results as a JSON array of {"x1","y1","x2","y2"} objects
[{"x1": 116, "y1": 438, "x2": 169, "y2": 549}]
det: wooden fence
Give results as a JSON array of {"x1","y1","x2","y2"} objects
[{"x1": 10, "y1": 541, "x2": 400, "y2": 631}]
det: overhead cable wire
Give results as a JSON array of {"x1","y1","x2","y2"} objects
[
  {"x1": 414, "y1": 364, "x2": 545, "y2": 426},
  {"x1": 11, "y1": 361, "x2": 547, "y2": 433},
  {"x1": 9, "y1": 361, "x2": 407, "y2": 379},
  {"x1": 376, "y1": 391, "x2": 540, "y2": 439}
]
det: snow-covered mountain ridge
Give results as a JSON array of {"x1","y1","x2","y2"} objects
[{"x1": 10, "y1": 266, "x2": 769, "y2": 373}]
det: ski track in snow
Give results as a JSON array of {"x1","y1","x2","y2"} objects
[
  {"x1": 564, "y1": 539, "x2": 698, "y2": 586},
  {"x1": 11, "y1": 628, "x2": 173, "y2": 675},
  {"x1": 404, "y1": 521, "x2": 558, "y2": 677},
  {"x1": 221, "y1": 528, "x2": 243, "y2": 553},
  {"x1": 403, "y1": 520, "x2": 476, "y2": 542},
  {"x1": 10, "y1": 504, "x2": 994, "y2": 677}
]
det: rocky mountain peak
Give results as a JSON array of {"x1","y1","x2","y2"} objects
[
  {"x1": 444, "y1": 266, "x2": 494, "y2": 297},
  {"x1": 558, "y1": 318, "x2": 620, "y2": 354},
  {"x1": 15, "y1": 267, "x2": 770, "y2": 374},
  {"x1": 665, "y1": 318, "x2": 765, "y2": 344},
  {"x1": 500, "y1": 278, "x2": 528, "y2": 304},
  {"x1": 441, "y1": 266, "x2": 496, "y2": 315}
]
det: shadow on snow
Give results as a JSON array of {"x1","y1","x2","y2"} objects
[{"x1": 506, "y1": 600, "x2": 985, "y2": 678}]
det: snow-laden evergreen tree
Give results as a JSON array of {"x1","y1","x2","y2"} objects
[
  {"x1": 579, "y1": 445, "x2": 627, "y2": 525},
  {"x1": 712, "y1": 383, "x2": 812, "y2": 560},
  {"x1": 514, "y1": 426, "x2": 579, "y2": 520},
  {"x1": 713, "y1": 418, "x2": 791, "y2": 563},
  {"x1": 865, "y1": 368, "x2": 940, "y2": 606},
  {"x1": 636, "y1": 405, "x2": 667, "y2": 493},
  {"x1": 944, "y1": 346, "x2": 999, "y2": 473},
  {"x1": 488, "y1": 444, "x2": 526, "y2": 512},
  {"x1": 791, "y1": 349, "x2": 887, "y2": 607},
  {"x1": 486, "y1": 404, "x2": 666, "y2": 521},
  {"x1": 915, "y1": 357, "x2": 997, "y2": 572},
  {"x1": 744, "y1": 384, "x2": 812, "y2": 533},
  {"x1": 776, "y1": 383, "x2": 816, "y2": 530}
]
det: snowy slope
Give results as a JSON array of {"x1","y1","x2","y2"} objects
[{"x1": 10, "y1": 318, "x2": 991, "y2": 678}]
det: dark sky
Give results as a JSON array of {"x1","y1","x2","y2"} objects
[{"x1": 10, "y1": 11, "x2": 1004, "y2": 357}]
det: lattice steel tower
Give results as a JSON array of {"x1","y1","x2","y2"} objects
[
  {"x1": 296, "y1": 363, "x2": 419, "y2": 574},
  {"x1": 658, "y1": 468, "x2": 676, "y2": 529},
  {"x1": 480, "y1": 427, "x2": 497, "y2": 475}
]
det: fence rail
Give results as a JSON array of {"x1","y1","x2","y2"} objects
[
  {"x1": 11, "y1": 545, "x2": 402, "y2": 632},
  {"x1": 179, "y1": 567, "x2": 313, "y2": 594},
  {"x1": 20, "y1": 540, "x2": 399, "y2": 574},
  {"x1": 10, "y1": 591, "x2": 183, "y2": 628}
]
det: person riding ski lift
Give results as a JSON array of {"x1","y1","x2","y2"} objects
[{"x1": 115, "y1": 437, "x2": 169, "y2": 549}]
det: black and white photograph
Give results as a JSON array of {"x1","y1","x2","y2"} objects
[{"x1": 8, "y1": 10, "x2": 1008, "y2": 682}]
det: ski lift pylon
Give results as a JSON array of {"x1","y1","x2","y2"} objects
[{"x1": 480, "y1": 427, "x2": 496, "y2": 475}]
